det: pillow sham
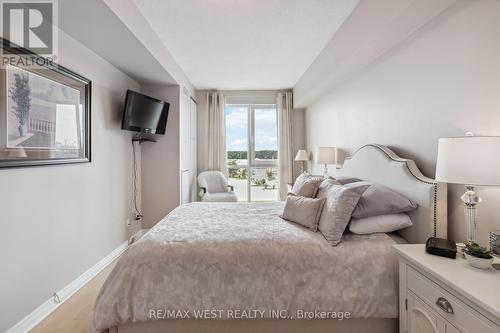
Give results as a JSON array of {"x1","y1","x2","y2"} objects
[
  {"x1": 281, "y1": 194, "x2": 326, "y2": 231},
  {"x1": 349, "y1": 213, "x2": 413, "y2": 234},
  {"x1": 316, "y1": 178, "x2": 369, "y2": 245},
  {"x1": 291, "y1": 173, "x2": 323, "y2": 198},
  {"x1": 352, "y1": 183, "x2": 417, "y2": 218}
]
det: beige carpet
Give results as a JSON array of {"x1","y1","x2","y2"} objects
[{"x1": 30, "y1": 260, "x2": 118, "y2": 333}]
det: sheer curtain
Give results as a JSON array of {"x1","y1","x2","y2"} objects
[
  {"x1": 277, "y1": 91, "x2": 294, "y2": 201},
  {"x1": 206, "y1": 91, "x2": 227, "y2": 176}
]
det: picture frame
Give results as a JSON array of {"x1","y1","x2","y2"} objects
[{"x1": 0, "y1": 37, "x2": 91, "y2": 168}]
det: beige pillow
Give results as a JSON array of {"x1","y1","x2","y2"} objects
[
  {"x1": 281, "y1": 194, "x2": 326, "y2": 231},
  {"x1": 317, "y1": 179, "x2": 369, "y2": 245},
  {"x1": 291, "y1": 173, "x2": 323, "y2": 198}
]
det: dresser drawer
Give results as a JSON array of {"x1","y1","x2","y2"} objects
[{"x1": 407, "y1": 266, "x2": 498, "y2": 333}]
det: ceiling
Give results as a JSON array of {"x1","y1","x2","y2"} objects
[
  {"x1": 58, "y1": 0, "x2": 177, "y2": 86},
  {"x1": 132, "y1": 0, "x2": 359, "y2": 90}
]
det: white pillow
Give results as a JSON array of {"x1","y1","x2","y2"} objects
[{"x1": 349, "y1": 214, "x2": 412, "y2": 234}]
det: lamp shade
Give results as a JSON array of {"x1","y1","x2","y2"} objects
[
  {"x1": 316, "y1": 147, "x2": 337, "y2": 165},
  {"x1": 435, "y1": 136, "x2": 500, "y2": 186},
  {"x1": 294, "y1": 149, "x2": 308, "y2": 161}
]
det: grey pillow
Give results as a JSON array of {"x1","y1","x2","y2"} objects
[
  {"x1": 317, "y1": 178, "x2": 369, "y2": 245},
  {"x1": 281, "y1": 194, "x2": 326, "y2": 231},
  {"x1": 336, "y1": 177, "x2": 362, "y2": 185},
  {"x1": 291, "y1": 173, "x2": 323, "y2": 198},
  {"x1": 352, "y1": 182, "x2": 417, "y2": 218}
]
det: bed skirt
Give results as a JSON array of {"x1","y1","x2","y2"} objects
[{"x1": 109, "y1": 318, "x2": 398, "y2": 333}]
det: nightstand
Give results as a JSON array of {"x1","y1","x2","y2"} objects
[{"x1": 393, "y1": 244, "x2": 500, "y2": 333}]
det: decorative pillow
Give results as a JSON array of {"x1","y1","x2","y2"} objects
[
  {"x1": 352, "y1": 183, "x2": 417, "y2": 218},
  {"x1": 316, "y1": 178, "x2": 370, "y2": 245},
  {"x1": 291, "y1": 173, "x2": 323, "y2": 198},
  {"x1": 281, "y1": 194, "x2": 326, "y2": 231},
  {"x1": 349, "y1": 214, "x2": 413, "y2": 234}
]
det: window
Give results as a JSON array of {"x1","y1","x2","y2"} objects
[{"x1": 225, "y1": 104, "x2": 278, "y2": 202}]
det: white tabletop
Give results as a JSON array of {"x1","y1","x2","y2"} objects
[{"x1": 393, "y1": 244, "x2": 500, "y2": 320}]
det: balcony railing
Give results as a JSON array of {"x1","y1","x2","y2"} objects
[{"x1": 28, "y1": 118, "x2": 55, "y2": 134}]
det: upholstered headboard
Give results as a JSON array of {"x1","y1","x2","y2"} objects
[{"x1": 334, "y1": 144, "x2": 447, "y2": 244}]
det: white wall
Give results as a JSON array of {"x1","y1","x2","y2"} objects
[
  {"x1": 303, "y1": 1, "x2": 500, "y2": 246},
  {"x1": 140, "y1": 85, "x2": 180, "y2": 228},
  {"x1": 292, "y1": 108, "x2": 306, "y2": 180},
  {"x1": 0, "y1": 31, "x2": 141, "y2": 331}
]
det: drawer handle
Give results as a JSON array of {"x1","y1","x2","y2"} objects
[{"x1": 435, "y1": 297, "x2": 454, "y2": 314}]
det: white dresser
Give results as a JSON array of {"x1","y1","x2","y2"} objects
[{"x1": 393, "y1": 244, "x2": 500, "y2": 333}]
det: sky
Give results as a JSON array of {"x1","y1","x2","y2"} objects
[{"x1": 225, "y1": 105, "x2": 278, "y2": 151}]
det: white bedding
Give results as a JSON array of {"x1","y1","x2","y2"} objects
[{"x1": 92, "y1": 202, "x2": 403, "y2": 332}]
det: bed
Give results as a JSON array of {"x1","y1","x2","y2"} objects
[{"x1": 92, "y1": 144, "x2": 447, "y2": 333}]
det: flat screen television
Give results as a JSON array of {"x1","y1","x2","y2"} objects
[{"x1": 121, "y1": 90, "x2": 169, "y2": 134}]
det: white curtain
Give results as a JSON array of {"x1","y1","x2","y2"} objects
[
  {"x1": 277, "y1": 91, "x2": 294, "y2": 201},
  {"x1": 206, "y1": 91, "x2": 227, "y2": 176}
]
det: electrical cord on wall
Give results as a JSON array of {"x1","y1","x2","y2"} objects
[{"x1": 132, "y1": 137, "x2": 143, "y2": 220}]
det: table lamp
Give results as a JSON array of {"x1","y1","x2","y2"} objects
[
  {"x1": 435, "y1": 134, "x2": 500, "y2": 243},
  {"x1": 294, "y1": 149, "x2": 308, "y2": 174},
  {"x1": 316, "y1": 146, "x2": 337, "y2": 177}
]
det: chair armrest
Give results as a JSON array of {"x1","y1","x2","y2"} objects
[
  {"x1": 228, "y1": 185, "x2": 234, "y2": 191},
  {"x1": 200, "y1": 187, "x2": 207, "y2": 194}
]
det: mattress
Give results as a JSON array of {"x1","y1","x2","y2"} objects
[{"x1": 92, "y1": 202, "x2": 403, "y2": 332}]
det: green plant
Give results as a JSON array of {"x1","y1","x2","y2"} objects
[
  {"x1": 228, "y1": 168, "x2": 238, "y2": 179},
  {"x1": 240, "y1": 168, "x2": 247, "y2": 178},
  {"x1": 9, "y1": 72, "x2": 31, "y2": 128},
  {"x1": 266, "y1": 168, "x2": 276, "y2": 181},
  {"x1": 227, "y1": 151, "x2": 248, "y2": 159},
  {"x1": 465, "y1": 242, "x2": 493, "y2": 259},
  {"x1": 228, "y1": 167, "x2": 248, "y2": 180},
  {"x1": 255, "y1": 150, "x2": 278, "y2": 160},
  {"x1": 227, "y1": 150, "x2": 278, "y2": 160},
  {"x1": 252, "y1": 179, "x2": 267, "y2": 187}
]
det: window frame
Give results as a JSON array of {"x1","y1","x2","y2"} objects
[
  {"x1": 249, "y1": 104, "x2": 279, "y2": 167},
  {"x1": 226, "y1": 103, "x2": 278, "y2": 202}
]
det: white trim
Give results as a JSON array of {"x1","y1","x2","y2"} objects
[
  {"x1": 6, "y1": 240, "x2": 129, "y2": 333},
  {"x1": 130, "y1": 228, "x2": 150, "y2": 244}
]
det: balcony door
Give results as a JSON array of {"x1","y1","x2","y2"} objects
[{"x1": 225, "y1": 104, "x2": 278, "y2": 202}]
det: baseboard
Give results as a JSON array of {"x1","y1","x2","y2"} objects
[
  {"x1": 130, "y1": 228, "x2": 150, "y2": 244},
  {"x1": 6, "y1": 240, "x2": 129, "y2": 333}
]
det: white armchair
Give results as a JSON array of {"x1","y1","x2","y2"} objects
[{"x1": 197, "y1": 171, "x2": 238, "y2": 202}]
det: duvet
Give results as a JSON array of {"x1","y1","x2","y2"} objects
[{"x1": 92, "y1": 202, "x2": 401, "y2": 332}]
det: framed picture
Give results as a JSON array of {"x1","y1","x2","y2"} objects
[{"x1": 0, "y1": 38, "x2": 91, "y2": 168}]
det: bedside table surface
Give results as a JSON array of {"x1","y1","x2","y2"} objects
[{"x1": 393, "y1": 244, "x2": 500, "y2": 320}]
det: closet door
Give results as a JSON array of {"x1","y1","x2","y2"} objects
[
  {"x1": 180, "y1": 89, "x2": 191, "y2": 204},
  {"x1": 181, "y1": 169, "x2": 191, "y2": 204},
  {"x1": 190, "y1": 98, "x2": 197, "y2": 202}
]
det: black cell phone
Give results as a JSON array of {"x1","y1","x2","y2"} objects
[{"x1": 425, "y1": 237, "x2": 457, "y2": 259}]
